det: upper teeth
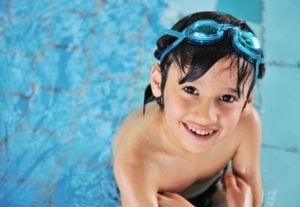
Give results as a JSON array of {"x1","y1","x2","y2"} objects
[{"x1": 187, "y1": 125, "x2": 214, "y2": 136}]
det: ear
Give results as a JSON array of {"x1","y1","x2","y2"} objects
[
  {"x1": 242, "y1": 94, "x2": 254, "y2": 114},
  {"x1": 150, "y1": 63, "x2": 162, "y2": 97}
]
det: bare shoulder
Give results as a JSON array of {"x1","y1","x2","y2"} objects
[
  {"x1": 112, "y1": 103, "x2": 161, "y2": 206},
  {"x1": 112, "y1": 102, "x2": 159, "y2": 157},
  {"x1": 232, "y1": 105, "x2": 262, "y2": 173},
  {"x1": 237, "y1": 106, "x2": 262, "y2": 142},
  {"x1": 112, "y1": 106, "x2": 143, "y2": 155},
  {"x1": 112, "y1": 102, "x2": 162, "y2": 178}
]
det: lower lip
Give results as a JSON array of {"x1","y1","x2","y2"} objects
[{"x1": 183, "y1": 123, "x2": 217, "y2": 141}]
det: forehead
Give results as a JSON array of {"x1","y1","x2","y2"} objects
[
  {"x1": 173, "y1": 57, "x2": 239, "y2": 83},
  {"x1": 196, "y1": 59, "x2": 238, "y2": 88}
]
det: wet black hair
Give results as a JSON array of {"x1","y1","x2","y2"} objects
[{"x1": 143, "y1": 11, "x2": 265, "y2": 113}]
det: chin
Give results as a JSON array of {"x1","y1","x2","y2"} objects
[
  {"x1": 182, "y1": 141, "x2": 213, "y2": 154},
  {"x1": 181, "y1": 132, "x2": 225, "y2": 154}
]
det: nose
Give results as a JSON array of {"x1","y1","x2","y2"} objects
[{"x1": 191, "y1": 99, "x2": 218, "y2": 125}]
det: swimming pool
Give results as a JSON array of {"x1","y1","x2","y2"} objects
[{"x1": 1, "y1": 0, "x2": 300, "y2": 206}]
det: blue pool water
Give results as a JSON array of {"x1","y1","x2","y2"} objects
[{"x1": 1, "y1": 1, "x2": 300, "y2": 207}]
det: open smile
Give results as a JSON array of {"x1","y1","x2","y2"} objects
[{"x1": 183, "y1": 122, "x2": 218, "y2": 140}]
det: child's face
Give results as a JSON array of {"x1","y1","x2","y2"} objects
[{"x1": 150, "y1": 57, "x2": 253, "y2": 153}]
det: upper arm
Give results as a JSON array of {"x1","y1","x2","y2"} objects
[
  {"x1": 113, "y1": 152, "x2": 160, "y2": 207},
  {"x1": 232, "y1": 107, "x2": 263, "y2": 207}
]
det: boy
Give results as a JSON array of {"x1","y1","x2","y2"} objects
[{"x1": 113, "y1": 11, "x2": 265, "y2": 207}]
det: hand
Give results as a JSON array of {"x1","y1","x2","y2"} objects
[
  {"x1": 157, "y1": 192, "x2": 196, "y2": 207},
  {"x1": 224, "y1": 172, "x2": 253, "y2": 207}
]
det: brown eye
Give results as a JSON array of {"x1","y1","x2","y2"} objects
[
  {"x1": 220, "y1": 95, "x2": 236, "y2": 103},
  {"x1": 183, "y1": 86, "x2": 198, "y2": 95}
]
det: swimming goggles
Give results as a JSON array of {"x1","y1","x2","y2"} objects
[{"x1": 160, "y1": 19, "x2": 264, "y2": 77}]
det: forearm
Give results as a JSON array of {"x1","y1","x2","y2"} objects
[
  {"x1": 116, "y1": 174, "x2": 159, "y2": 207},
  {"x1": 253, "y1": 198, "x2": 263, "y2": 207},
  {"x1": 114, "y1": 161, "x2": 159, "y2": 207},
  {"x1": 120, "y1": 192, "x2": 158, "y2": 207},
  {"x1": 252, "y1": 172, "x2": 263, "y2": 207},
  {"x1": 253, "y1": 190, "x2": 263, "y2": 207}
]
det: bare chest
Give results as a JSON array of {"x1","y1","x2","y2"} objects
[{"x1": 156, "y1": 149, "x2": 233, "y2": 193}]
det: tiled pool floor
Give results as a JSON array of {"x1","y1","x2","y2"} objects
[{"x1": 1, "y1": 1, "x2": 300, "y2": 206}]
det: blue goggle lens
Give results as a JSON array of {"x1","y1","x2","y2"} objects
[
  {"x1": 186, "y1": 21, "x2": 223, "y2": 43},
  {"x1": 238, "y1": 32, "x2": 261, "y2": 54}
]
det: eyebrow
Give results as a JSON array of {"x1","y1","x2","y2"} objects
[{"x1": 227, "y1": 88, "x2": 238, "y2": 94}]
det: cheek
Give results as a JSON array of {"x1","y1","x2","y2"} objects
[
  {"x1": 222, "y1": 110, "x2": 242, "y2": 130},
  {"x1": 164, "y1": 93, "x2": 187, "y2": 120}
]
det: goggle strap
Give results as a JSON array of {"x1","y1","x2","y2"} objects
[
  {"x1": 163, "y1": 29, "x2": 185, "y2": 39},
  {"x1": 160, "y1": 29, "x2": 186, "y2": 61},
  {"x1": 255, "y1": 61, "x2": 260, "y2": 78}
]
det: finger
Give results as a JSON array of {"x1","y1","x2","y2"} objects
[
  {"x1": 224, "y1": 172, "x2": 237, "y2": 190},
  {"x1": 235, "y1": 176, "x2": 251, "y2": 192},
  {"x1": 157, "y1": 193, "x2": 173, "y2": 207},
  {"x1": 162, "y1": 192, "x2": 184, "y2": 199},
  {"x1": 158, "y1": 192, "x2": 195, "y2": 207},
  {"x1": 161, "y1": 192, "x2": 176, "y2": 198},
  {"x1": 157, "y1": 193, "x2": 175, "y2": 201},
  {"x1": 157, "y1": 193, "x2": 171, "y2": 201},
  {"x1": 160, "y1": 192, "x2": 185, "y2": 203},
  {"x1": 157, "y1": 193, "x2": 164, "y2": 200}
]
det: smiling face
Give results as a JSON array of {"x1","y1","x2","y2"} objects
[{"x1": 150, "y1": 57, "x2": 253, "y2": 154}]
